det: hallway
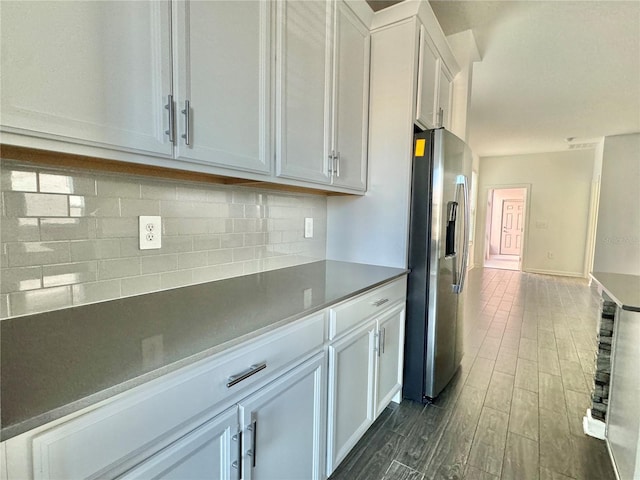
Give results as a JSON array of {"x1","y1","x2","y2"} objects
[{"x1": 329, "y1": 268, "x2": 615, "y2": 480}]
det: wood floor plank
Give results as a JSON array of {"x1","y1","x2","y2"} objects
[
  {"x1": 467, "y1": 407, "x2": 509, "y2": 476},
  {"x1": 385, "y1": 400, "x2": 426, "y2": 437},
  {"x1": 520, "y1": 320, "x2": 538, "y2": 340},
  {"x1": 508, "y1": 388, "x2": 539, "y2": 441},
  {"x1": 538, "y1": 348, "x2": 561, "y2": 376},
  {"x1": 571, "y1": 434, "x2": 617, "y2": 480},
  {"x1": 494, "y1": 351, "x2": 518, "y2": 376},
  {"x1": 393, "y1": 405, "x2": 450, "y2": 472},
  {"x1": 423, "y1": 386, "x2": 486, "y2": 480},
  {"x1": 501, "y1": 432, "x2": 540, "y2": 480},
  {"x1": 559, "y1": 360, "x2": 589, "y2": 394},
  {"x1": 514, "y1": 358, "x2": 539, "y2": 393},
  {"x1": 539, "y1": 372, "x2": 567, "y2": 412},
  {"x1": 465, "y1": 357, "x2": 495, "y2": 391},
  {"x1": 382, "y1": 461, "x2": 424, "y2": 480},
  {"x1": 555, "y1": 335, "x2": 580, "y2": 362},
  {"x1": 564, "y1": 388, "x2": 590, "y2": 438},
  {"x1": 518, "y1": 337, "x2": 538, "y2": 362},
  {"x1": 539, "y1": 407, "x2": 576, "y2": 478},
  {"x1": 484, "y1": 371, "x2": 514, "y2": 414},
  {"x1": 477, "y1": 336, "x2": 501, "y2": 360},
  {"x1": 537, "y1": 329, "x2": 557, "y2": 350},
  {"x1": 463, "y1": 465, "x2": 499, "y2": 480},
  {"x1": 539, "y1": 466, "x2": 573, "y2": 480}
]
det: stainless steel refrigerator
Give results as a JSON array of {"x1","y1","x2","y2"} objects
[{"x1": 404, "y1": 128, "x2": 472, "y2": 402}]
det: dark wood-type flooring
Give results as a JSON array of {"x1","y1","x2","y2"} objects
[{"x1": 330, "y1": 268, "x2": 616, "y2": 480}]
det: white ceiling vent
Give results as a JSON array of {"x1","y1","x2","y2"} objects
[{"x1": 565, "y1": 137, "x2": 600, "y2": 150}]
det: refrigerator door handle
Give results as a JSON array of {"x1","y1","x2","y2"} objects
[{"x1": 453, "y1": 175, "x2": 470, "y2": 294}]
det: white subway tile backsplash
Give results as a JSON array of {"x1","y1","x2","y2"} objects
[
  {"x1": 9, "y1": 286, "x2": 72, "y2": 316},
  {"x1": 120, "y1": 198, "x2": 160, "y2": 217},
  {"x1": 1, "y1": 160, "x2": 326, "y2": 318},
  {"x1": 177, "y1": 251, "x2": 208, "y2": 270},
  {"x1": 121, "y1": 274, "x2": 161, "y2": 296},
  {"x1": 1, "y1": 169, "x2": 37, "y2": 192},
  {"x1": 98, "y1": 258, "x2": 141, "y2": 280},
  {"x1": 43, "y1": 261, "x2": 98, "y2": 287},
  {"x1": 4, "y1": 192, "x2": 68, "y2": 217},
  {"x1": 1, "y1": 266, "x2": 42, "y2": 293},
  {"x1": 207, "y1": 249, "x2": 233, "y2": 266},
  {"x1": 72, "y1": 280, "x2": 121, "y2": 304},
  {"x1": 70, "y1": 239, "x2": 121, "y2": 262},
  {"x1": 69, "y1": 196, "x2": 120, "y2": 217},
  {"x1": 141, "y1": 254, "x2": 178, "y2": 274},
  {"x1": 161, "y1": 270, "x2": 193, "y2": 289},
  {"x1": 7, "y1": 241, "x2": 70, "y2": 267},
  {"x1": 0, "y1": 218, "x2": 40, "y2": 242},
  {"x1": 39, "y1": 173, "x2": 96, "y2": 195},
  {"x1": 193, "y1": 234, "x2": 222, "y2": 252},
  {"x1": 96, "y1": 178, "x2": 141, "y2": 198},
  {"x1": 96, "y1": 217, "x2": 138, "y2": 238},
  {"x1": 40, "y1": 218, "x2": 96, "y2": 241}
]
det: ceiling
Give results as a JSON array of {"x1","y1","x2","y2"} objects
[{"x1": 372, "y1": 1, "x2": 640, "y2": 158}]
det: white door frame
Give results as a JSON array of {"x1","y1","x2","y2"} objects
[{"x1": 483, "y1": 184, "x2": 531, "y2": 271}]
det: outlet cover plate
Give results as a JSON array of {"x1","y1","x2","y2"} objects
[
  {"x1": 139, "y1": 216, "x2": 162, "y2": 250},
  {"x1": 304, "y1": 218, "x2": 313, "y2": 238}
]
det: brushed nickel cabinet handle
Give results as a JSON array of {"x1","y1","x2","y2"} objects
[
  {"x1": 227, "y1": 362, "x2": 267, "y2": 388},
  {"x1": 164, "y1": 94, "x2": 175, "y2": 143},
  {"x1": 373, "y1": 298, "x2": 389, "y2": 307},
  {"x1": 181, "y1": 99, "x2": 191, "y2": 146}
]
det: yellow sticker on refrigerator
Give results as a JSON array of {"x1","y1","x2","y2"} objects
[{"x1": 415, "y1": 139, "x2": 426, "y2": 157}]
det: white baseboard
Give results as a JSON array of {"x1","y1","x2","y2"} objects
[
  {"x1": 524, "y1": 268, "x2": 585, "y2": 278},
  {"x1": 583, "y1": 409, "x2": 606, "y2": 440}
]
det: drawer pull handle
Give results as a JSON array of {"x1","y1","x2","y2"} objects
[
  {"x1": 227, "y1": 362, "x2": 267, "y2": 388},
  {"x1": 373, "y1": 298, "x2": 389, "y2": 307}
]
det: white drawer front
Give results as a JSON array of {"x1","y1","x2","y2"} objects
[
  {"x1": 329, "y1": 277, "x2": 407, "y2": 340},
  {"x1": 31, "y1": 312, "x2": 326, "y2": 480}
]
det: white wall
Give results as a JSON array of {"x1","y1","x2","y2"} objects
[
  {"x1": 593, "y1": 133, "x2": 640, "y2": 275},
  {"x1": 474, "y1": 149, "x2": 595, "y2": 277}
]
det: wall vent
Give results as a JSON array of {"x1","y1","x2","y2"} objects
[{"x1": 568, "y1": 142, "x2": 598, "y2": 150}]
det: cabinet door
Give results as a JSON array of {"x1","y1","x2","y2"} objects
[
  {"x1": 276, "y1": 1, "x2": 333, "y2": 184},
  {"x1": 173, "y1": 1, "x2": 271, "y2": 174},
  {"x1": 415, "y1": 24, "x2": 439, "y2": 130},
  {"x1": 326, "y1": 320, "x2": 377, "y2": 474},
  {"x1": 118, "y1": 407, "x2": 239, "y2": 480},
  {"x1": 331, "y1": 2, "x2": 369, "y2": 192},
  {"x1": 375, "y1": 304, "x2": 406, "y2": 417},
  {"x1": 0, "y1": 1, "x2": 172, "y2": 156},
  {"x1": 238, "y1": 353, "x2": 326, "y2": 480},
  {"x1": 438, "y1": 65, "x2": 453, "y2": 130}
]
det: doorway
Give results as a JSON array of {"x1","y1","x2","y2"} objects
[{"x1": 484, "y1": 187, "x2": 527, "y2": 271}]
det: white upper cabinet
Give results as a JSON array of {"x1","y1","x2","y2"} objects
[
  {"x1": 331, "y1": 2, "x2": 370, "y2": 192},
  {"x1": 172, "y1": 1, "x2": 271, "y2": 174},
  {"x1": 0, "y1": 1, "x2": 173, "y2": 157},
  {"x1": 275, "y1": 0, "x2": 334, "y2": 184},
  {"x1": 416, "y1": 23, "x2": 455, "y2": 131},
  {"x1": 438, "y1": 64, "x2": 453, "y2": 130},
  {"x1": 416, "y1": 25, "x2": 439, "y2": 130},
  {"x1": 276, "y1": 1, "x2": 369, "y2": 192}
]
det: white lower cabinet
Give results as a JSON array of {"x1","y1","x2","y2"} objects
[
  {"x1": 117, "y1": 407, "x2": 239, "y2": 480},
  {"x1": 326, "y1": 278, "x2": 407, "y2": 476},
  {"x1": 238, "y1": 353, "x2": 326, "y2": 480},
  {"x1": 119, "y1": 352, "x2": 326, "y2": 480},
  {"x1": 375, "y1": 306, "x2": 405, "y2": 417},
  {"x1": 326, "y1": 320, "x2": 377, "y2": 472}
]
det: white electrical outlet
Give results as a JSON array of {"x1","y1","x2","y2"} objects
[
  {"x1": 304, "y1": 217, "x2": 313, "y2": 238},
  {"x1": 139, "y1": 216, "x2": 162, "y2": 250}
]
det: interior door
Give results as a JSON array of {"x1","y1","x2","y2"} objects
[{"x1": 500, "y1": 200, "x2": 523, "y2": 255}]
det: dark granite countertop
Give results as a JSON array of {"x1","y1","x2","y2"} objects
[
  {"x1": 0, "y1": 260, "x2": 408, "y2": 441},
  {"x1": 591, "y1": 272, "x2": 640, "y2": 312}
]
